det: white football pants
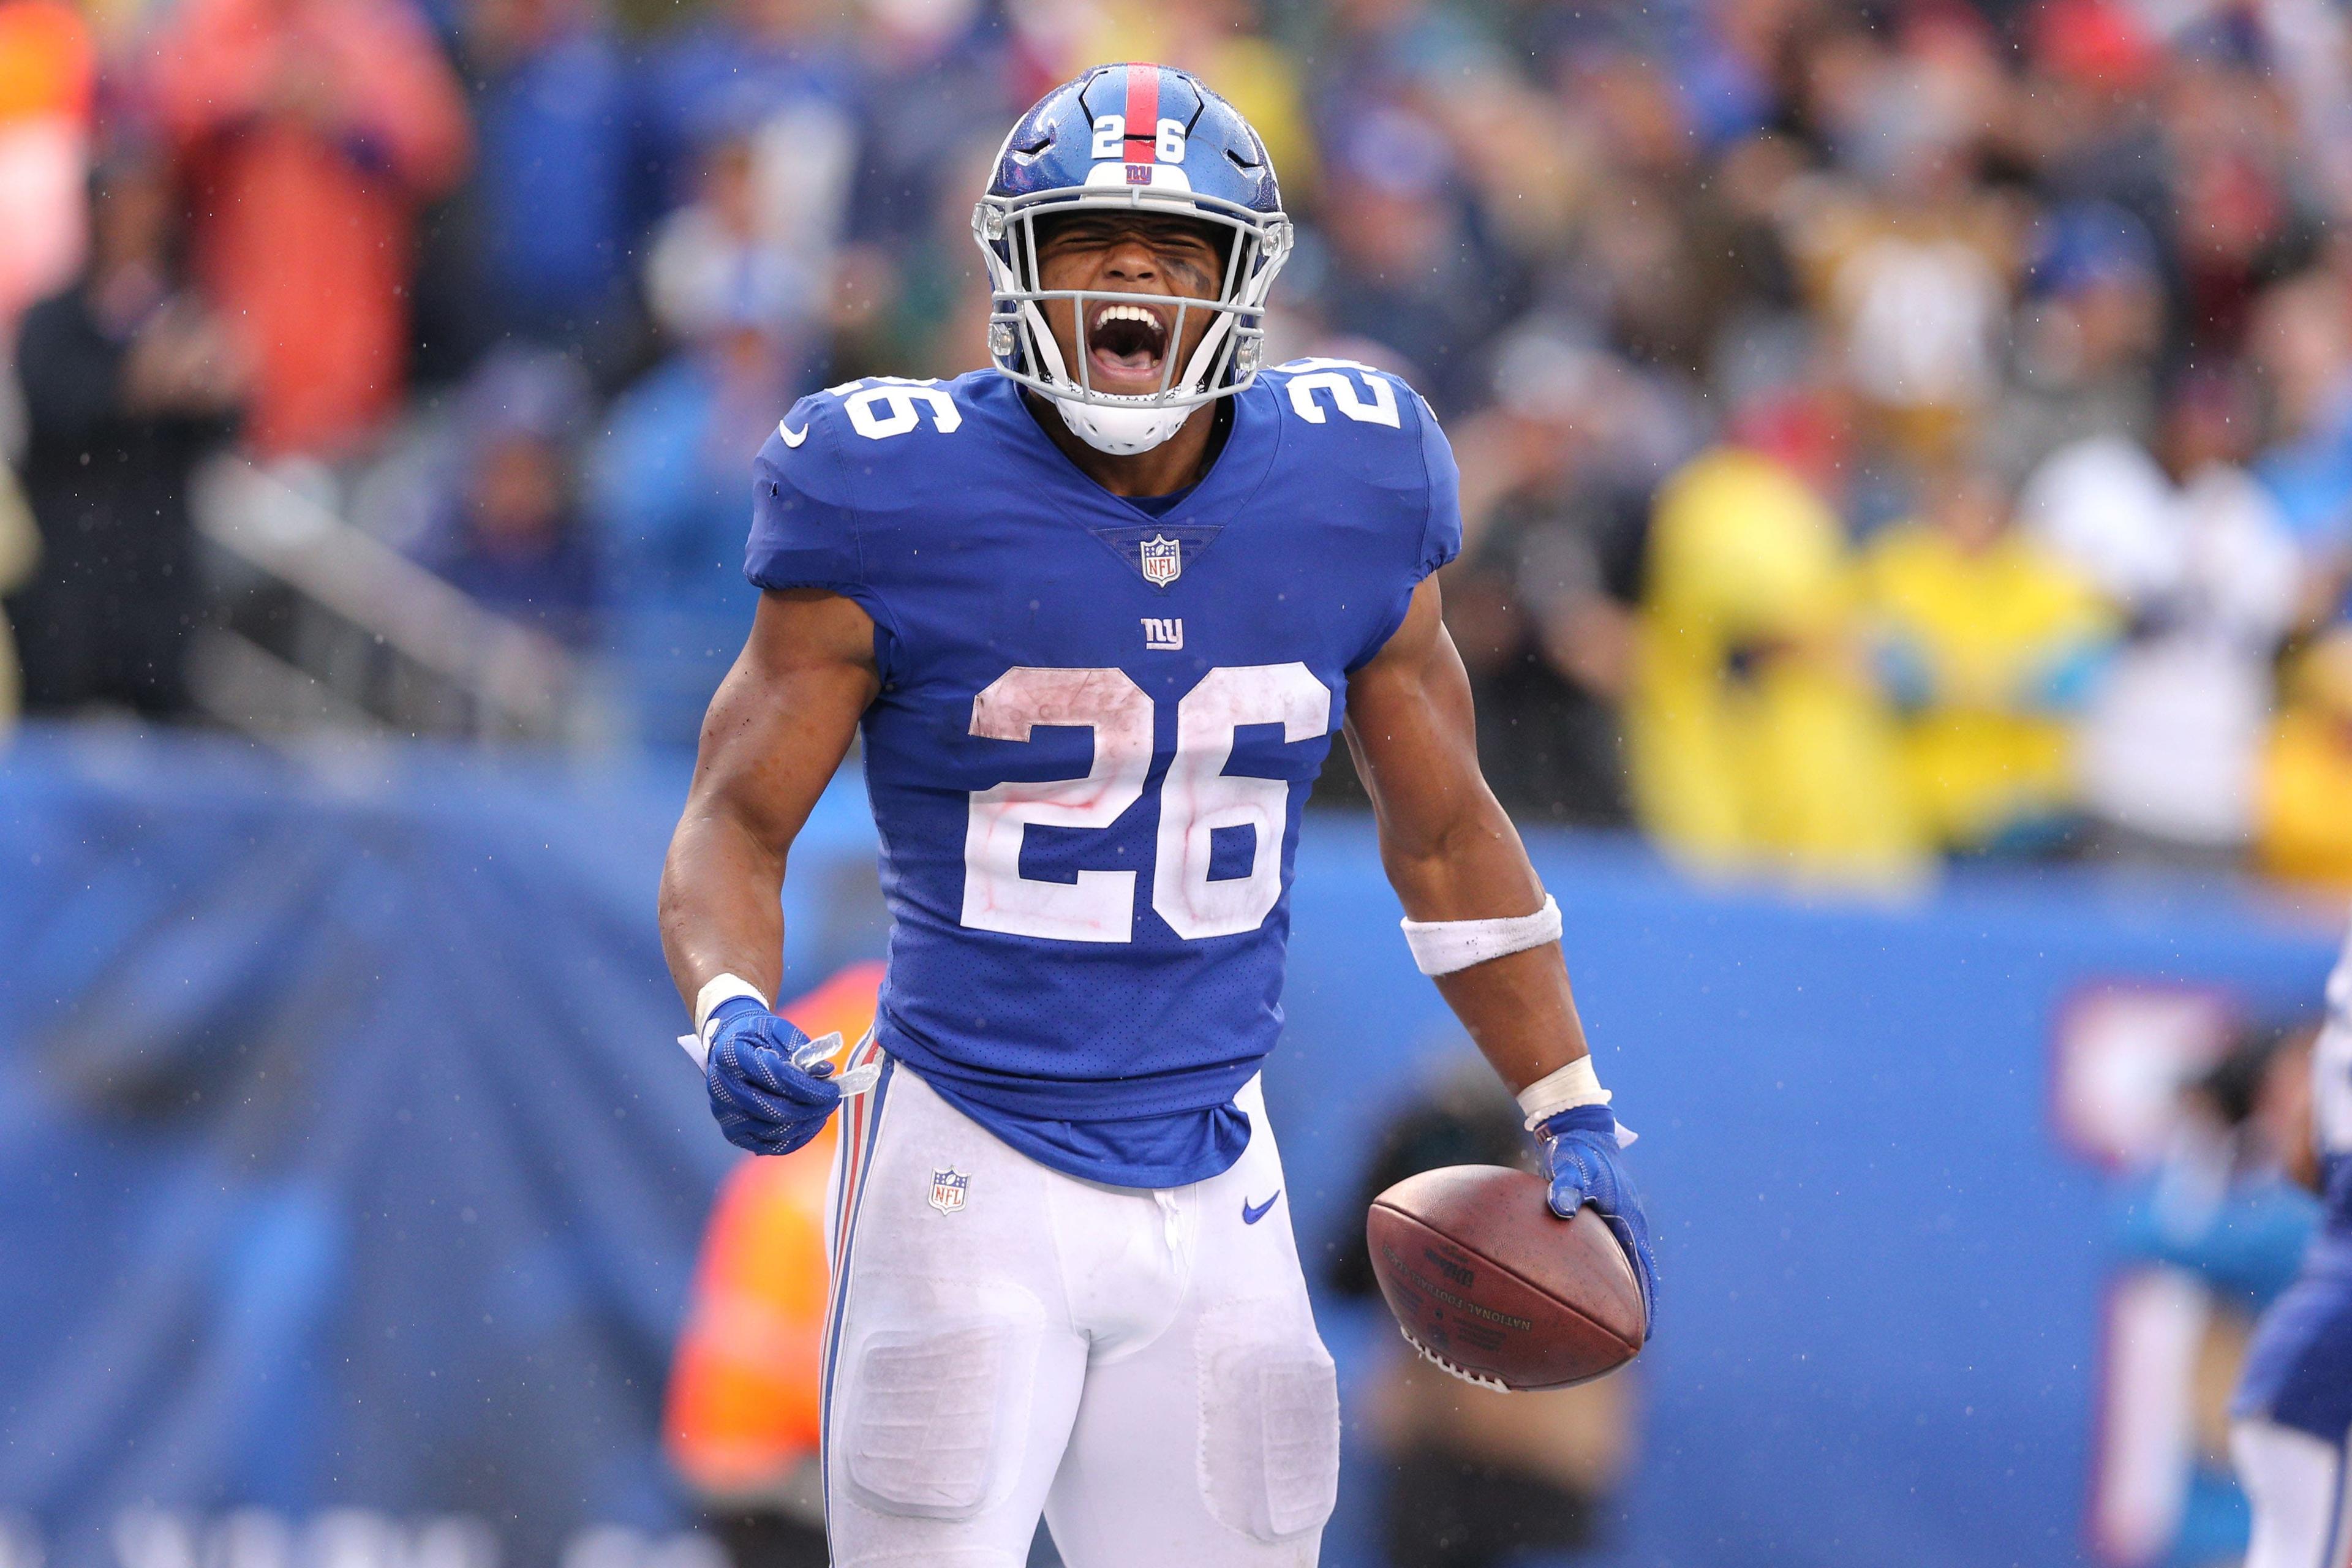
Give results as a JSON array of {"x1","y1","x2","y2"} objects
[
  {"x1": 819, "y1": 1044, "x2": 1339, "y2": 1568},
  {"x1": 2233, "y1": 1419, "x2": 2352, "y2": 1568}
]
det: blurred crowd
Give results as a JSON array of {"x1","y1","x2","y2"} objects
[{"x1": 3, "y1": 0, "x2": 2352, "y2": 888}]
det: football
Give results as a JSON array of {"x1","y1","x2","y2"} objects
[{"x1": 1366, "y1": 1164, "x2": 1646, "y2": 1391}]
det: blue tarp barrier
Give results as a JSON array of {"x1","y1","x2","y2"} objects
[{"x1": 1, "y1": 725, "x2": 2342, "y2": 1567}]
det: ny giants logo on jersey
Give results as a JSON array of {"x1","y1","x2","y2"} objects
[
  {"x1": 929, "y1": 1167, "x2": 969, "y2": 1215},
  {"x1": 1140, "y1": 535, "x2": 1182, "y2": 586}
]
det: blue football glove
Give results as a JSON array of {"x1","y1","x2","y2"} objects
[
  {"x1": 703, "y1": 997, "x2": 844, "y2": 1156},
  {"x1": 1536, "y1": 1104, "x2": 1659, "y2": 1327}
]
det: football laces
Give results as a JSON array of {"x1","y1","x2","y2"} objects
[{"x1": 1398, "y1": 1327, "x2": 1510, "y2": 1393}]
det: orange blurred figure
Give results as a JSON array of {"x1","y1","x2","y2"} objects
[
  {"x1": 148, "y1": 0, "x2": 469, "y2": 459},
  {"x1": 0, "y1": 0, "x2": 92, "y2": 331}
]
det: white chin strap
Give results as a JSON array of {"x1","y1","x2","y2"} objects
[
  {"x1": 1028, "y1": 300, "x2": 1237, "y2": 457},
  {"x1": 1052, "y1": 398, "x2": 1193, "y2": 456}
]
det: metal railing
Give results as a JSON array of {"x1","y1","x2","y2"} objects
[{"x1": 190, "y1": 457, "x2": 606, "y2": 747}]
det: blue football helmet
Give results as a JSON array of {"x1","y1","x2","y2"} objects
[{"x1": 973, "y1": 63, "x2": 1292, "y2": 455}]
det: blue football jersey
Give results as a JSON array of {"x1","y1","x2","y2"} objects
[
  {"x1": 2235, "y1": 915, "x2": 2352, "y2": 1439},
  {"x1": 745, "y1": 362, "x2": 1460, "y2": 1187},
  {"x1": 2321, "y1": 921, "x2": 2352, "y2": 1240}
]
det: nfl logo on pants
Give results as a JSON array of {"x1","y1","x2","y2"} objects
[
  {"x1": 929, "y1": 1167, "x2": 968, "y2": 1215},
  {"x1": 1140, "y1": 536, "x2": 1181, "y2": 587}
]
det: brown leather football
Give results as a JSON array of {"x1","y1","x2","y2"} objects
[{"x1": 1366, "y1": 1164, "x2": 1646, "y2": 1391}]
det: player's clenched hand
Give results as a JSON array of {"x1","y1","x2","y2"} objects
[
  {"x1": 704, "y1": 997, "x2": 842, "y2": 1155},
  {"x1": 1536, "y1": 1106, "x2": 1659, "y2": 1325}
]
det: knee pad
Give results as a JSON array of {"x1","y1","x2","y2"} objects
[
  {"x1": 1195, "y1": 1302, "x2": 1341, "y2": 1543},
  {"x1": 837, "y1": 1284, "x2": 1046, "y2": 1523}
]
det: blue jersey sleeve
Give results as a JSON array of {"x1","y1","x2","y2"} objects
[
  {"x1": 1416, "y1": 392, "x2": 1465, "y2": 579},
  {"x1": 1349, "y1": 386, "x2": 1463, "y2": 669},
  {"x1": 744, "y1": 397, "x2": 902, "y2": 663},
  {"x1": 746, "y1": 398, "x2": 860, "y2": 594}
]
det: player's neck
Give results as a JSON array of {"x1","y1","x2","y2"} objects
[{"x1": 1025, "y1": 395, "x2": 1225, "y2": 499}]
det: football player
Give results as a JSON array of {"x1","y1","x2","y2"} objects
[
  {"x1": 658, "y1": 64, "x2": 1657, "y2": 1567},
  {"x1": 2233, "y1": 913, "x2": 2352, "y2": 1568}
]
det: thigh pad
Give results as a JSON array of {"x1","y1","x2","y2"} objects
[
  {"x1": 1194, "y1": 1301, "x2": 1341, "y2": 1544},
  {"x1": 838, "y1": 1286, "x2": 1046, "y2": 1523}
]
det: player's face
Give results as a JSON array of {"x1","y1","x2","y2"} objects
[{"x1": 1033, "y1": 213, "x2": 1227, "y2": 398}]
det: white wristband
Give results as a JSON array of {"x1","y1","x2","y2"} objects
[
  {"x1": 1400, "y1": 895, "x2": 1562, "y2": 976},
  {"x1": 693, "y1": 972, "x2": 770, "y2": 1041},
  {"x1": 1516, "y1": 1056, "x2": 1611, "y2": 1131}
]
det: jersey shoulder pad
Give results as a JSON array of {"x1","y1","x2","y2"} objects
[
  {"x1": 1262, "y1": 357, "x2": 1426, "y2": 442},
  {"x1": 746, "y1": 373, "x2": 993, "y2": 614},
  {"x1": 761, "y1": 375, "x2": 978, "y2": 512},
  {"x1": 1261, "y1": 358, "x2": 1460, "y2": 579}
]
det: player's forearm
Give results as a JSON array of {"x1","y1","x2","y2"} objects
[
  {"x1": 658, "y1": 810, "x2": 789, "y2": 1011},
  {"x1": 658, "y1": 591, "x2": 880, "y2": 1019},
  {"x1": 1379, "y1": 791, "x2": 1591, "y2": 1091},
  {"x1": 1373, "y1": 778, "x2": 1544, "y2": 922},
  {"x1": 1431, "y1": 937, "x2": 1592, "y2": 1093}
]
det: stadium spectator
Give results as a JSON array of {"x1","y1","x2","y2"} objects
[
  {"x1": 1035, "y1": 0, "x2": 1317, "y2": 201},
  {"x1": 1315, "y1": 108, "x2": 1501, "y2": 411},
  {"x1": 2023, "y1": 372, "x2": 2304, "y2": 866},
  {"x1": 8, "y1": 147, "x2": 244, "y2": 718},
  {"x1": 1781, "y1": 10, "x2": 2018, "y2": 465},
  {"x1": 147, "y1": 0, "x2": 469, "y2": 460},
  {"x1": 14, "y1": 0, "x2": 2352, "y2": 900},
  {"x1": 2247, "y1": 270, "x2": 2352, "y2": 626},
  {"x1": 848, "y1": 0, "x2": 1004, "y2": 255},
  {"x1": 2158, "y1": 50, "x2": 2318, "y2": 360},
  {"x1": 404, "y1": 349, "x2": 598, "y2": 648},
  {"x1": 2256, "y1": 629, "x2": 2352, "y2": 888},
  {"x1": 1305, "y1": 0, "x2": 1484, "y2": 130},
  {"x1": 1627, "y1": 418, "x2": 1924, "y2": 886},
  {"x1": 1544, "y1": 52, "x2": 1732, "y2": 379},
  {"x1": 0, "y1": 0, "x2": 94, "y2": 342},
  {"x1": 594, "y1": 135, "x2": 812, "y2": 747},
  {"x1": 642, "y1": 134, "x2": 821, "y2": 372},
  {"x1": 1988, "y1": 203, "x2": 2165, "y2": 481},
  {"x1": 431, "y1": 0, "x2": 643, "y2": 375},
  {"x1": 1436, "y1": 69, "x2": 1584, "y2": 306},
  {"x1": 0, "y1": 467, "x2": 36, "y2": 726},
  {"x1": 1441, "y1": 331, "x2": 1664, "y2": 825},
  {"x1": 639, "y1": 0, "x2": 863, "y2": 253},
  {"x1": 1859, "y1": 462, "x2": 2116, "y2": 856},
  {"x1": 824, "y1": 137, "x2": 995, "y2": 384}
]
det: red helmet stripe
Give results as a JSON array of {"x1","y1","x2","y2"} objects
[{"x1": 1123, "y1": 62, "x2": 1160, "y2": 162}]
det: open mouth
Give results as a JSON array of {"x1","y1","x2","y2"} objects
[{"x1": 1085, "y1": 301, "x2": 1174, "y2": 390}]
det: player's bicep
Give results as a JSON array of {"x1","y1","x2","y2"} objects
[
  {"x1": 1343, "y1": 576, "x2": 1488, "y2": 851},
  {"x1": 686, "y1": 589, "x2": 881, "y2": 853}
]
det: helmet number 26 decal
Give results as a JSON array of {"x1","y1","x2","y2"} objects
[{"x1": 1090, "y1": 115, "x2": 1186, "y2": 163}]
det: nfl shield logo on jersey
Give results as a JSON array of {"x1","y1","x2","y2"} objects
[
  {"x1": 929, "y1": 1167, "x2": 969, "y2": 1215},
  {"x1": 1140, "y1": 535, "x2": 1182, "y2": 587}
]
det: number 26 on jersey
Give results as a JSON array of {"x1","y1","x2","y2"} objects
[{"x1": 962, "y1": 663, "x2": 1328, "y2": 944}]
